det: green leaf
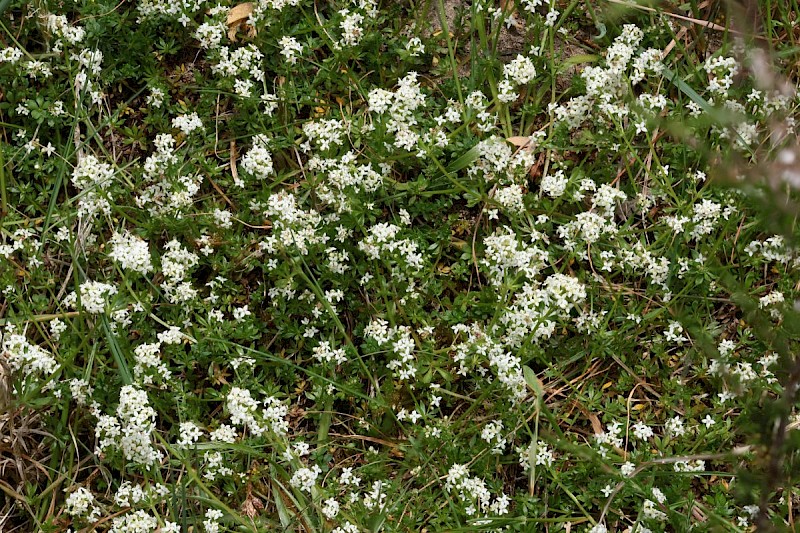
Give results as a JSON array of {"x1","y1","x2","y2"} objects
[
  {"x1": 662, "y1": 67, "x2": 713, "y2": 115},
  {"x1": 523, "y1": 365, "x2": 544, "y2": 399}
]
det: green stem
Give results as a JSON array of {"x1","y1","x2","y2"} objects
[{"x1": 0, "y1": 142, "x2": 6, "y2": 218}]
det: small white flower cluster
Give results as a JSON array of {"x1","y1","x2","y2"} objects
[
  {"x1": 482, "y1": 226, "x2": 549, "y2": 284},
  {"x1": 64, "y1": 280, "x2": 118, "y2": 314},
  {"x1": 135, "y1": 0, "x2": 204, "y2": 21},
  {"x1": 517, "y1": 440, "x2": 555, "y2": 472},
  {"x1": 94, "y1": 385, "x2": 163, "y2": 467},
  {"x1": 240, "y1": 134, "x2": 274, "y2": 183},
  {"x1": 587, "y1": 523, "x2": 608, "y2": 533},
  {"x1": 406, "y1": 36, "x2": 424, "y2": 56},
  {"x1": 171, "y1": 112, "x2": 204, "y2": 135},
  {"x1": 364, "y1": 319, "x2": 417, "y2": 380},
  {"x1": 451, "y1": 323, "x2": 527, "y2": 401},
  {"x1": 278, "y1": 35, "x2": 303, "y2": 64},
  {"x1": 337, "y1": 9, "x2": 365, "y2": 48},
  {"x1": 2, "y1": 328, "x2": 58, "y2": 378},
  {"x1": 332, "y1": 522, "x2": 359, "y2": 533},
  {"x1": 161, "y1": 239, "x2": 199, "y2": 303},
  {"x1": 48, "y1": 318, "x2": 67, "y2": 342},
  {"x1": 109, "y1": 509, "x2": 160, "y2": 533},
  {"x1": 109, "y1": 231, "x2": 153, "y2": 274},
  {"x1": 262, "y1": 190, "x2": 327, "y2": 256},
  {"x1": 480, "y1": 420, "x2": 507, "y2": 454},
  {"x1": 368, "y1": 72, "x2": 427, "y2": 153},
  {"x1": 704, "y1": 56, "x2": 739, "y2": 95},
  {"x1": 308, "y1": 151, "x2": 383, "y2": 212},
  {"x1": 642, "y1": 495, "x2": 667, "y2": 522},
  {"x1": 322, "y1": 497, "x2": 340, "y2": 519},
  {"x1": 71, "y1": 48, "x2": 103, "y2": 75},
  {"x1": 758, "y1": 291, "x2": 784, "y2": 320},
  {"x1": 543, "y1": 273, "x2": 587, "y2": 314},
  {"x1": 114, "y1": 481, "x2": 170, "y2": 507},
  {"x1": 673, "y1": 459, "x2": 706, "y2": 473},
  {"x1": 745, "y1": 235, "x2": 796, "y2": 265},
  {"x1": 143, "y1": 133, "x2": 179, "y2": 178},
  {"x1": 664, "y1": 415, "x2": 686, "y2": 438},
  {"x1": 289, "y1": 465, "x2": 322, "y2": 493},
  {"x1": 203, "y1": 451, "x2": 233, "y2": 481},
  {"x1": 592, "y1": 184, "x2": 626, "y2": 217},
  {"x1": 301, "y1": 118, "x2": 347, "y2": 152},
  {"x1": 195, "y1": 22, "x2": 226, "y2": 49},
  {"x1": 558, "y1": 211, "x2": 619, "y2": 248},
  {"x1": 499, "y1": 54, "x2": 537, "y2": 103},
  {"x1": 464, "y1": 91, "x2": 496, "y2": 133},
  {"x1": 132, "y1": 342, "x2": 172, "y2": 385},
  {"x1": 492, "y1": 184, "x2": 526, "y2": 214},
  {"x1": 594, "y1": 420, "x2": 624, "y2": 457},
  {"x1": 204, "y1": 508, "x2": 224, "y2": 533},
  {"x1": 540, "y1": 169, "x2": 569, "y2": 198},
  {"x1": 226, "y1": 386, "x2": 289, "y2": 437},
  {"x1": 45, "y1": 13, "x2": 86, "y2": 47},
  {"x1": 551, "y1": 25, "x2": 661, "y2": 128},
  {"x1": 632, "y1": 420, "x2": 654, "y2": 440},
  {"x1": 663, "y1": 321, "x2": 687, "y2": 344},
  {"x1": 445, "y1": 463, "x2": 511, "y2": 518},
  {"x1": 355, "y1": 479, "x2": 385, "y2": 511},
  {"x1": 146, "y1": 86, "x2": 165, "y2": 108},
  {"x1": 136, "y1": 134, "x2": 204, "y2": 217},
  {"x1": 69, "y1": 378, "x2": 94, "y2": 405},
  {"x1": 210, "y1": 424, "x2": 237, "y2": 443},
  {"x1": 72, "y1": 154, "x2": 115, "y2": 198},
  {"x1": 0, "y1": 47, "x2": 22, "y2": 63},
  {"x1": 614, "y1": 241, "x2": 671, "y2": 290},
  {"x1": 313, "y1": 341, "x2": 348, "y2": 365},
  {"x1": 212, "y1": 44, "x2": 265, "y2": 82},
  {"x1": 64, "y1": 487, "x2": 101, "y2": 521},
  {"x1": 689, "y1": 199, "x2": 723, "y2": 239},
  {"x1": 0, "y1": 228, "x2": 40, "y2": 265},
  {"x1": 470, "y1": 136, "x2": 536, "y2": 185},
  {"x1": 358, "y1": 222, "x2": 424, "y2": 272}
]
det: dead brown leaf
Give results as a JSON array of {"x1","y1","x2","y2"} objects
[{"x1": 227, "y1": 3, "x2": 256, "y2": 42}]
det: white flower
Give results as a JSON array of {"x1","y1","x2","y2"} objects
[
  {"x1": 587, "y1": 523, "x2": 607, "y2": 533},
  {"x1": 338, "y1": 9, "x2": 365, "y2": 47},
  {"x1": 665, "y1": 416, "x2": 686, "y2": 438},
  {"x1": 210, "y1": 424, "x2": 238, "y2": 443},
  {"x1": 279, "y1": 36, "x2": 302, "y2": 64},
  {"x1": 632, "y1": 421, "x2": 653, "y2": 440},
  {"x1": 621, "y1": 461, "x2": 636, "y2": 477},
  {"x1": 540, "y1": 170, "x2": 569, "y2": 197},
  {"x1": 406, "y1": 37, "x2": 425, "y2": 56},
  {"x1": 177, "y1": 421, "x2": 203, "y2": 448},
  {"x1": 172, "y1": 112, "x2": 204, "y2": 135},
  {"x1": 2, "y1": 330, "x2": 58, "y2": 377},
  {"x1": 290, "y1": 465, "x2": 321, "y2": 493},
  {"x1": 72, "y1": 154, "x2": 114, "y2": 190},
  {"x1": 68, "y1": 280, "x2": 118, "y2": 314},
  {"x1": 241, "y1": 134, "x2": 274, "y2": 181},
  {"x1": 322, "y1": 498, "x2": 340, "y2": 519},
  {"x1": 110, "y1": 509, "x2": 159, "y2": 533},
  {"x1": 110, "y1": 232, "x2": 153, "y2": 274},
  {"x1": 0, "y1": 47, "x2": 23, "y2": 63},
  {"x1": 65, "y1": 487, "x2": 100, "y2": 519},
  {"x1": 233, "y1": 305, "x2": 251, "y2": 322},
  {"x1": 195, "y1": 22, "x2": 225, "y2": 49},
  {"x1": 96, "y1": 385, "x2": 163, "y2": 468},
  {"x1": 503, "y1": 54, "x2": 537, "y2": 85},
  {"x1": 69, "y1": 378, "x2": 94, "y2": 405}
]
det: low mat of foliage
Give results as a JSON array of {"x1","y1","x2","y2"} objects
[{"x1": 2, "y1": 0, "x2": 800, "y2": 531}]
